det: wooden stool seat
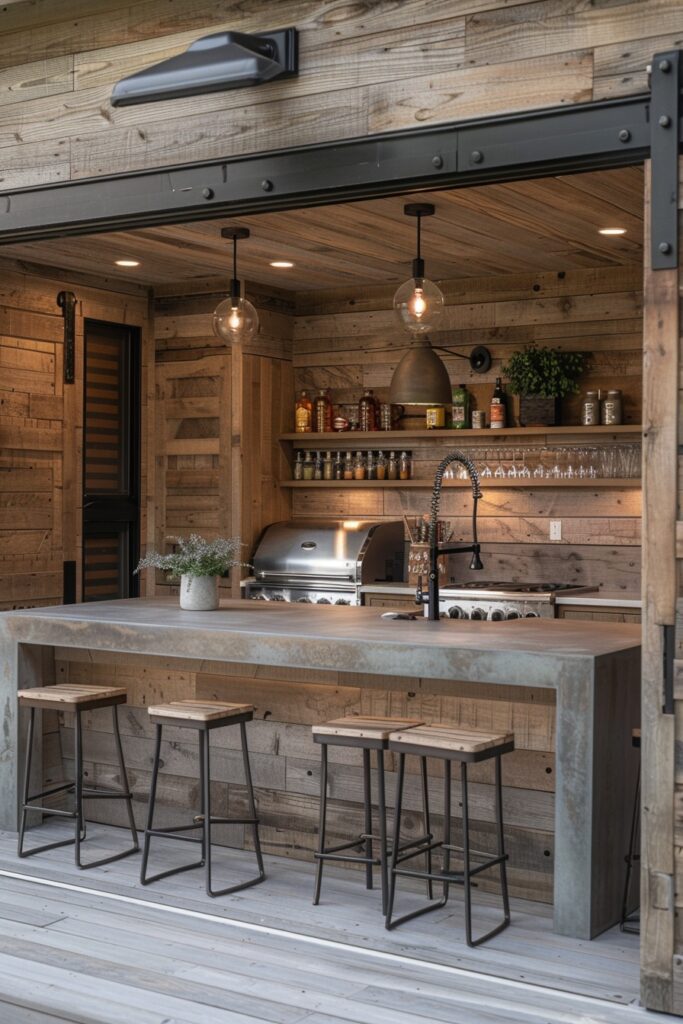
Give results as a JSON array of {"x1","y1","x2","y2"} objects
[
  {"x1": 147, "y1": 699, "x2": 253, "y2": 724},
  {"x1": 18, "y1": 684, "x2": 127, "y2": 712},
  {"x1": 313, "y1": 716, "x2": 424, "y2": 744},
  {"x1": 389, "y1": 724, "x2": 514, "y2": 760}
]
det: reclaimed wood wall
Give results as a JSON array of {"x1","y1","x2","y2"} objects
[
  {"x1": 292, "y1": 264, "x2": 644, "y2": 594},
  {"x1": 151, "y1": 279, "x2": 293, "y2": 598},
  {"x1": 54, "y1": 647, "x2": 556, "y2": 903},
  {"x1": 0, "y1": 1, "x2": 680, "y2": 190},
  {"x1": 0, "y1": 258, "x2": 151, "y2": 610}
]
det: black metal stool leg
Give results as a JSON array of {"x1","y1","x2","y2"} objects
[
  {"x1": 112, "y1": 704, "x2": 139, "y2": 851},
  {"x1": 313, "y1": 742, "x2": 328, "y2": 905},
  {"x1": 241, "y1": 720, "x2": 266, "y2": 884},
  {"x1": 203, "y1": 727, "x2": 213, "y2": 897},
  {"x1": 198, "y1": 730, "x2": 207, "y2": 867},
  {"x1": 74, "y1": 708, "x2": 84, "y2": 865},
  {"x1": 495, "y1": 754, "x2": 511, "y2": 928},
  {"x1": 17, "y1": 707, "x2": 35, "y2": 857},
  {"x1": 443, "y1": 758, "x2": 451, "y2": 903},
  {"x1": 376, "y1": 748, "x2": 388, "y2": 915},
  {"x1": 421, "y1": 756, "x2": 434, "y2": 901},
  {"x1": 363, "y1": 748, "x2": 373, "y2": 891},
  {"x1": 621, "y1": 761, "x2": 641, "y2": 932},
  {"x1": 140, "y1": 723, "x2": 163, "y2": 884},
  {"x1": 385, "y1": 751, "x2": 405, "y2": 928}
]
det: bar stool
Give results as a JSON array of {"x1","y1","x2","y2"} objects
[
  {"x1": 140, "y1": 699, "x2": 265, "y2": 896},
  {"x1": 312, "y1": 716, "x2": 429, "y2": 913},
  {"x1": 386, "y1": 723, "x2": 514, "y2": 947},
  {"x1": 18, "y1": 684, "x2": 139, "y2": 868},
  {"x1": 621, "y1": 727, "x2": 641, "y2": 934}
]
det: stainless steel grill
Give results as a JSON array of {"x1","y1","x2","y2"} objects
[{"x1": 244, "y1": 519, "x2": 405, "y2": 605}]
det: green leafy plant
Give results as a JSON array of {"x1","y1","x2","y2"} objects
[
  {"x1": 502, "y1": 344, "x2": 585, "y2": 398},
  {"x1": 135, "y1": 534, "x2": 248, "y2": 581}
]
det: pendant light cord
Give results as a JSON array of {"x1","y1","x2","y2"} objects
[{"x1": 230, "y1": 234, "x2": 240, "y2": 302}]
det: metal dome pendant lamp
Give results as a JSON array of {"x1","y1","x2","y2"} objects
[
  {"x1": 213, "y1": 227, "x2": 259, "y2": 344},
  {"x1": 390, "y1": 202, "x2": 451, "y2": 407}
]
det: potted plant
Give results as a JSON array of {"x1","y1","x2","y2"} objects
[
  {"x1": 502, "y1": 343, "x2": 585, "y2": 426},
  {"x1": 136, "y1": 534, "x2": 247, "y2": 611}
]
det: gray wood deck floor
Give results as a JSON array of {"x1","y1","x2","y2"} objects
[{"x1": 0, "y1": 822, "x2": 665, "y2": 1024}]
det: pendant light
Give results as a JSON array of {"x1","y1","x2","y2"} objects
[
  {"x1": 393, "y1": 203, "x2": 444, "y2": 333},
  {"x1": 389, "y1": 337, "x2": 452, "y2": 407},
  {"x1": 213, "y1": 227, "x2": 259, "y2": 343}
]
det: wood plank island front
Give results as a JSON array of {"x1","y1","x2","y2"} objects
[{"x1": 0, "y1": 598, "x2": 639, "y2": 940}]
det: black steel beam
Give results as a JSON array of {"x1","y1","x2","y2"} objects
[
  {"x1": 0, "y1": 92, "x2": 664, "y2": 243},
  {"x1": 650, "y1": 51, "x2": 681, "y2": 270}
]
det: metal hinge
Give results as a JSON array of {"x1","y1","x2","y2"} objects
[
  {"x1": 663, "y1": 623, "x2": 675, "y2": 714},
  {"x1": 650, "y1": 870, "x2": 675, "y2": 911},
  {"x1": 56, "y1": 290, "x2": 76, "y2": 384},
  {"x1": 650, "y1": 51, "x2": 681, "y2": 270}
]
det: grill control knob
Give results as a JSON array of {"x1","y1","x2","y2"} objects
[
  {"x1": 317, "y1": 598, "x2": 331, "y2": 604},
  {"x1": 296, "y1": 597, "x2": 312, "y2": 603},
  {"x1": 272, "y1": 594, "x2": 285, "y2": 602},
  {"x1": 335, "y1": 599, "x2": 350, "y2": 605},
  {"x1": 252, "y1": 594, "x2": 267, "y2": 601},
  {"x1": 470, "y1": 608, "x2": 487, "y2": 620},
  {"x1": 448, "y1": 606, "x2": 464, "y2": 619},
  {"x1": 525, "y1": 611, "x2": 539, "y2": 618},
  {"x1": 506, "y1": 610, "x2": 520, "y2": 620},
  {"x1": 491, "y1": 609, "x2": 505, "y2": 621}
]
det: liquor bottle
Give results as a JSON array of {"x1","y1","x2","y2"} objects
[
  {"x1": 490, "y1": 377, "x2": 507, "y2": 429},
  {"x1": 295, "y1": 389, "x2": 313, "y2": 433},
  {"x1": 451, "y1": 383, "x2": 470, "y2": 429},
  {"x1": 293, "y1": 450, "x2": 304, "y2": 480},
  {"x1": 358, "y1": 389, "x2": 378, "y2": 431},
  {"x1": 314, "y1": 388, "x2": 333, "y2": 432}
]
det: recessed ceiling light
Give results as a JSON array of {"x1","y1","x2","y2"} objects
[
  {"x1": 598, "y1": 228, "x2": 626, "y2": 236},
  {"x1": 269, "y1": 260, "x2": 294, "y2": 268},
  {"x1": 115, "y1": 259, "x2": 140, "y2": 267}
]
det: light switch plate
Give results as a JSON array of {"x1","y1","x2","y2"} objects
[{"x1": 550, "y1": 520, "x2": 562, "y2": 541}]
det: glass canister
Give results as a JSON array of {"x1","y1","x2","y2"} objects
[
  {"x1": 581, "y1": 390, "x2": 600, "y2": 426},
  {"x1": 601, "y1": 389, "x2": 623, "y2": 426}
]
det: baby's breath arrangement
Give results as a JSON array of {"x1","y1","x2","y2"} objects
[{"x1": 136, "y1": 534, "x2": 247, "y2": 581}]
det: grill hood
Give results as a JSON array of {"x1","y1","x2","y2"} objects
[{"x1": 252, "y1": 519, "x2": 405, "y2": 585}]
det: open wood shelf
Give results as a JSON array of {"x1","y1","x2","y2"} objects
[
  {"x1": 281, "y1": 478, "x2": 641, "y2": 489},
  {"x1": 280, "y1": 425, "x2": 642, "y2": 444}
]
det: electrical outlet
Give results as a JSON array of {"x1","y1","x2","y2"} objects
[{"x1": 550, "y1": 520, "x2": 562, "y2": 541}]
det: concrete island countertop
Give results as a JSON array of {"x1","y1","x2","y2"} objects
[{"x1": 0, "y1": 597, "x2": 640, "y2": 692}]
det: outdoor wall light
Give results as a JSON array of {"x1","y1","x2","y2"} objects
[
  {"x1": 393, "y1": 203, "x2": 445, "y2": 334},
  {"x1": 111, "y1": 28, "x2": 298, "y2": 106},
  {"x1": 598, "y1": 227, "x2": 627, "y2": 236},
  {"x1": 213, "y1": 228, "x2": 259, "y2": 344}
]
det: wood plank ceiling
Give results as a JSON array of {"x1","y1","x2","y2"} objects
[{"x1": 0, "y1": 166, "x2": 643, "y2": 291}]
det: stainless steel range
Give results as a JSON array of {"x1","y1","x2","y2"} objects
[
  {"x1": 244, "y1": 519, "x2": 405, "y2": 605},
  {"x1": 437, "y1": 581, "x2": 598, "y2": 620}
]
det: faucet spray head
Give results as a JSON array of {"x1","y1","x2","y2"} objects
[{"x1": 469, "y1": 549, "x2": 484, "y2": 571}]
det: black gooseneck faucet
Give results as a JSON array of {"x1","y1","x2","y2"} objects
[{"x1": 416, "y1": 449, "x2": 484, "y2": 620}]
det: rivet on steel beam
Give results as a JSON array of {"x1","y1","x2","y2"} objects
[
  {"x1": 659, "y1": 241, "x2": 672, "y2": 254},
  {"x1": 201, "y1": 187, "x2": 214, "y2": 199},
  {"x1": 659, "y1": 114, "x2": 672, "y2": 127},
  {"x1": 618, "y1": 129, "x2": 631, "y2": 143},
  {"x1": 659, "y1": 59, "x2": 671, "y2": 73},
  {"x1": 261, "y1": 179, "x2": 274, "y2": 192},
  {"x1": 432, "y1": 155, "x2": 443, "y2": 169},
  {"x1": 471, "y1": 150, "x2": 483, "y2": 164}
]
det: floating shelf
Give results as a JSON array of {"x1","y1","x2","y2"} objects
[
  {"x1": 280, "y1": 425, "x2": 642, "y2": 444},
  {"x1": 281, "y1": 478, "x2": 641, "y2": 489}
]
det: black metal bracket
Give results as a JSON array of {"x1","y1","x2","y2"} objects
[
  {"x1": 650, "y1": 51, "x2": 681, "y2": 270},
  {"x1": 0, "y1": 93, "x2": 653, "y2": 243},
  {"x1": 62, "y1": 561, "x2": 76, "y2": 605},
  {"x1": 663, "y1": 624, "x2": 676, "y2": 715},
  {"x1": 57, "y1": 290, "x2": 76, "y2": 384}
]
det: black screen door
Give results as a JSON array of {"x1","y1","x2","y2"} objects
[{"x1": 82, "y1": 320, "x2": 140, "y2": 601}]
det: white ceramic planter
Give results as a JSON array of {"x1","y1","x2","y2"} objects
[{"x1": 179, "y1": 574, "x2": 219, "y2": 611}]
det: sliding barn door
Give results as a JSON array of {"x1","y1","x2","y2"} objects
[{"x1": 640, "y1": 52, "x2": 681, "y2": 1014}]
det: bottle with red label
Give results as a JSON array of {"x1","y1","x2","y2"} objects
[{"x1": 490, "y1": 377, "x2": 507, "y2": 429}]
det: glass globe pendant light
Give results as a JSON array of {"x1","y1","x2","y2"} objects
[
  {"x1": 213, "y1": 227, "x2": 259, "y2": 344},
  {"x1": 393, "y1": 202, "x2": 444, "y2": 333}
]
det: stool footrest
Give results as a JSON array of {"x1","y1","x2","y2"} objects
[
  {"x1": 192, "y1": 814, "x2": 259, "y2": 827},
  {"x1": 21, "y1": 805, "x2": 77, "y2": 819}
]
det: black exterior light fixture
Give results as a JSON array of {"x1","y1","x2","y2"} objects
[
  {"x1": 111, "y1": 28, "x2": 298, "y2": 106},
  {"x1": 390, "y1": 202, "x2": 491, "y2": 406},
  {"x1": 213, "y1": 227, "x2": 259, "y2": 344}
]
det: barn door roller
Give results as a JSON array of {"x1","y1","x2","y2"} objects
[{"x1": 650, "y1": 50, "x2": 681, "y2": 270}]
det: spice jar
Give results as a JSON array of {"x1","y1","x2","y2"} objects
[
  {"x1": 293, "y1": 451, "x2": 304, "y2": 481},
  {"x1": 366, "y1": 450, "x2": 376, "y2": 480},
  {"x1": 343, "y1": 451, "x2": 354, "y2": 480},
  {"x1": 323, "y1": 450, "x2": 334, "y2": 481},
  {"x1": 399, "y1": 451, "x2": 411, "y2": 480},
  {"x1": 376, "y1": 451, "x2": 387, "y2": 480},
  {"x1": 334, "y1": 452, "x2": 344, "y2": 480},
  {"x1": 302, "y1": 451, "x2": 314, "y2": 481},
  {"x1": 581, "y1": 390, "x2": 600, "y2": 426},
  {"x1": 601, "y1": 389, "x2": 623, "y2": 426},
  {"x1": 353, "y1": 451, "x2": 366, "y2": 480},
  {"x1": 387, "y1": 451, "x2": 398, "y2": 480}
]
